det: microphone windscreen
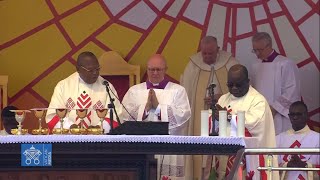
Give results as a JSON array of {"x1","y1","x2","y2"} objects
[{"x1": 102, "y1": 81, "x2": 108, "y2": 86}]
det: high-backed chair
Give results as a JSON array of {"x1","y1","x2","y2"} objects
[
  {"x1": 0, "y1": 75, "x2": 8, "y2": 129},
  {"x1": 98, "y1": 51, "x2": 140, "y2": 101}
]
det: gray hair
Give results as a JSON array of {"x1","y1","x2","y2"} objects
[
  {"x1": 201, "y1": 36, "x2": 218, "y2": 45},
  {"x1": 252, "y1": 32, "x2": 272, "y2": 47}
]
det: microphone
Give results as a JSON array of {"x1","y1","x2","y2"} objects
[
  {"x1": 102, "y1": 81, "x2": 137, "y2": 121},
  {"x1": 102, "y1": 81, "x2": 121, "y2": 131},
  {"x1": 102, "y1": 81, "x2": 109, "y2": 86}
]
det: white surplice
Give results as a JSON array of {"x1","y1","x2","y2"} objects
[
  {"x1": 46, "y1": 72, "x2": 122, "y2": 133},
  {"x1": 251, "y1": 54, "x2": 301, "y2": 135},
  {"x1": 276, "y1": 126, "x2": 320, "y2": 180},
  {"x1": 121, "y1": 81, "x2": 191, "y2": 180},
  {"x1": 212, "y1": 86, "x2": 279, "y2": 180}
]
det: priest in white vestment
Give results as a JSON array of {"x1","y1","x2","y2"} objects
[
  {"x1": 180, "y1": 36, "x2": 238, "y2": 179},
  {"x1": 46, "y1": 52, "x2": 122, "y2": 133},
  {"x1": 121, "y1": 54, "x2": 191, "y2": 180},
  {"x1": 276, "y1": 101, "x2": 319, "y2": 180},
  {"x1": 207, "y1": 64, "x2": 279, "y2": 180},
  {"x1": 251, "y1": 32, "x2": 301, "y2": 135}
]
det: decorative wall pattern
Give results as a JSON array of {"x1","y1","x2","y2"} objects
[{"x1": 1, "y1": 0, "x2": 319, "y2": 130}]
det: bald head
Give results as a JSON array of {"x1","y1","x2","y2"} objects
[
  {"x1": 147, "y1": 54, "x2": 167, "y2": 68},
  {"x1": 229, "y1": 64, "x2": 249, "y2": 80},
  {"x1": 200, "y1": 36, "x2": 220, "y2": 65},
  {"x1": 147, "y1": 54, "x2": 167, "y2": 84},
  {"x1": 77, "y1": 51, "x2": 98, "y2": 66},
  {"x1": 227, "y1": 65, "x2": 250, "y2": 97}
]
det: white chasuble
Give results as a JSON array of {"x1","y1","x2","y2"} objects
[
  {"x1": 46, "y1": 72, "x2": 122, "y2": 133},
  {"x1": 210, "y1": 86, "x2": 279, "y2": 180}
]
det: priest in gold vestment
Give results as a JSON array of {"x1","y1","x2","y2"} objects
[{"x1": 180, "y1": 36, "x2": 238, "y2": 180}]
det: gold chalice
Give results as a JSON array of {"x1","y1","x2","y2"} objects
[
  {"x1": 10, "y1": 110, "x2": 30, "y2": 135},
  {"x1": 76, "y1": 109, "x2": 88, "y2": 133},
  {"x1": 54, "y1": 108, "x2": 68, "y2": 134},
  {"x1": 31, "y1": 108, "x2": 48, "y2": 135},
  {"x1": 95, "y1": 108, "x2": 108, "y2": 134}
]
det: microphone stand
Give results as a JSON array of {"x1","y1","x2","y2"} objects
[
  {"x1": 208, "y1": 83, "x2": 218, "y2": 136},
  {"x1": 104, "y1": 81, "x2": 121, "y2": 134}
]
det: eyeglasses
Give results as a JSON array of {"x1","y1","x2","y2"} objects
[
  {"x1": 252, "y1": 44, "x2": 270, "y2": 54},
  {"x1": 147, "y1": 68, "x2": 165, "y2": 73},
  {"x1": 288, "y1": 112, "x2": 305, "y2": 118},
  {"x1": 226, "y1": 79, "x2": 248, "y2": 88},
  {"x1": 80, "y1": 66, "x2": 100, "y2": 73}
]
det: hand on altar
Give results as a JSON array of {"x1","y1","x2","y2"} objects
[
  {"x1": 149, "y1": 89, "x2": 159, "y2": 109},
  {"x1": 214, "y1": 104, "x2": 231, "y2": 122},
  {"x1": 287, "y1": 155, "x2": 307, "y2": 168}
]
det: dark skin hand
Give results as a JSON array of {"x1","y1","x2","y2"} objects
[
  {"x1": 214, "y1": 104, "x2": 231, "y2": 122},
  {"x1": 204, "y1": 94, "x2": 222, "y2": 107},
  {"x1": 287, "y1": 155, "x2": 307, "y2": 168}
]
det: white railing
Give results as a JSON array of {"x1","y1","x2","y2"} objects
[{"x1": 226, "y1": 148, "x2": 320, "y2": 180}]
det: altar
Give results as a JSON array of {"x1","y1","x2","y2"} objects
[{"x1": 0, "y1": 135, "x2": 253, "y2": 180}]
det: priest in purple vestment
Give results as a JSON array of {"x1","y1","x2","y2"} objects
[
  {"x1": 251, "y1": 32, "x2": 301, "y2": 135},
  {"x1": 121, "y1": 54, "x2": 191, "y2": 180}
]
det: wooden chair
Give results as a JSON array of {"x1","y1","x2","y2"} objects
[
  {"x1": 0, "y1": 75, "x2": 8, "y2": 129},
  {"x1": 98, "y1": 51, "x2": 140, "y2": 100}
]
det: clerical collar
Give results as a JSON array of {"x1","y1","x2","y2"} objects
[
  {"x1": 146, "y1": 79, "x2": 169, "y2": 89},
  {"x1": 262, "y1": 50, "x2": 279, "y2": 63}
]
